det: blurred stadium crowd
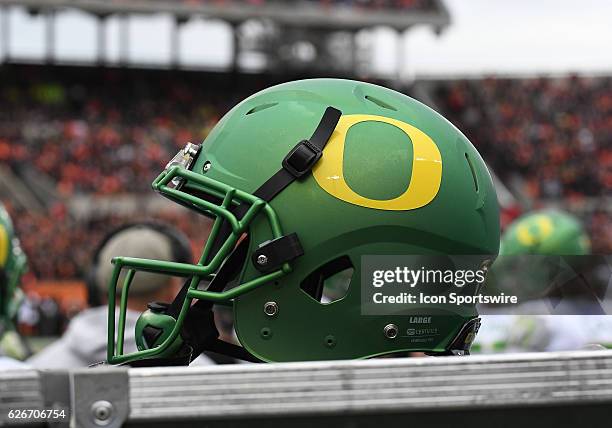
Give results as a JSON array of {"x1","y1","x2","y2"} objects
[
  {"x1": 0, "y1": 67, "x2": 249, "y2": 195},
  {"x1": 0, "y1": 65, "x2": 610, "y2": 335},
  {"x1": 436, "y1": 77, "x2": 611, "y2": 199},
  {"x1": 0, "y1": 66, "x2": 243, "y2": 286},
  {"x1": 435, "y1": 76, "x2": 611, "y2": 254}
]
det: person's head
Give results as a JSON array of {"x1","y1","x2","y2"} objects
[
  {"x1": 0, "y1": 203, "x2": 27, "y2": 337},
  {"x1": 87, "y1": 222, "x2": 192, "y2": 311}
]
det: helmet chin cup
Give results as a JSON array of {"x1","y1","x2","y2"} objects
[{"x1": 135, "y1": 305, "x2": 184, "y2": 356}]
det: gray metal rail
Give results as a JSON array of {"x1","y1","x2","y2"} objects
[{"x1": 2, "y1": 350, "x2": 612, "y2": 427}]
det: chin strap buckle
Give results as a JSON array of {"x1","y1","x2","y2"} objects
[
  {"x1": 252, "y1": 233, "x2": 304, "y2": 273},
  {"x1": 282, "y1": 140, "x2": 323, "y2": 178}
]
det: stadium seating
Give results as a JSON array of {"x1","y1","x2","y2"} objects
[
  {"x1": 434, "y1": 76, "x2": 611, "y2": 254},
  {"x1": 1, "y1": 66, "x2": 610, "y2": 282},
  {"x1": 434, "y1": 77, "x2": 611, "y2": 199}
]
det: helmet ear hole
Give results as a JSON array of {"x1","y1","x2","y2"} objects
[{"x1": 300, "y1": 256, "x2": 354, "y2": 304}]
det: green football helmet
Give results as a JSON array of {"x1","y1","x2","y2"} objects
[
  {"x1": 500, "y1": 210, "x2": 590, "y2": 256},
  {"x1": 0, "y1": 203, "x2": 27, "y2": 338},
  {"x1": 490, "y1": 210, "x2": 591, "y2": 301},
  {"x1": 107, "y1": 79, "x2": 500, "y2": 365}
]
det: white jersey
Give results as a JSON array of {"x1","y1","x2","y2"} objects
[{"x1": 475, "y1": 314, "x2": 612, "y2": 353}]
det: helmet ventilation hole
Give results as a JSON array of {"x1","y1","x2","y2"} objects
[
  {"x1": 464, "y1": 153, "x2": 479, "y2": 192},
  {"x1": 364, "y1": 95, "x2": 397, "y2": 111},
  {"x1": 246, "y1": 102, "x2": 279, "y2": 115},
  {"x1": 300, "y1": 256, "x2": 353, "y2": 304}
]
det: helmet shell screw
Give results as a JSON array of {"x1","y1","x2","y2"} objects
[
  {"x1": 263, "y1": 301, "x2": 278, "y2": 317},
  {"x1": 257, "y1": 254, "x2": 268, "y2": 265},
  {"x1": 203, "y1": 161, "x2": 211, "y2": 172},
  {"x1": 384, "y1": 323, "x2": 398, "y2": 339}
]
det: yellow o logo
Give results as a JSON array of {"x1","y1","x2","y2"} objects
[
  {"x1": 517, "y1": 215, "x2": 554, "y2": 246},
  {"x1": 312, "y1": 114, "x2": 442, "y2": 211}
]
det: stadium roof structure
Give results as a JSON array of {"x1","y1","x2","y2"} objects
[
  {"x1": 0, "y1": 0, "x2": 450, "y2": 32},
  {"x1": 0, "y1": 0, "x2": 451, "y2": 76}
]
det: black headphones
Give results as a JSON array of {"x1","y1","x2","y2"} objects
[{"x1": 85, "y1": 221, "x2": 193, "y2": 307}]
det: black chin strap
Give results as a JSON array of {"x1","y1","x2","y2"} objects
[
  {"x1": 252, "y1": 106, "x2": 341, "y2": 202},
  {"x1": 201, "y1": 106, "x2": 341, "y2": 268},
  {"x1": 140, "y1": 106, "x2": 341, "y2": 366}
]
